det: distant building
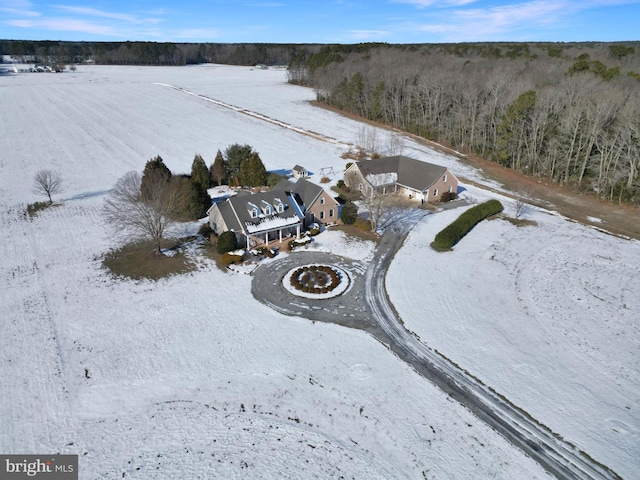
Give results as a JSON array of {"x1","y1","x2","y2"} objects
[
  {"x1": 344, "y1": 155, "x2": 459, "y2": 203},
  {"x1": 292, "y1": 165, "x2": 308, "y2": 179}
]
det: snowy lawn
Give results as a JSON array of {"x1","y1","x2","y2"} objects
[
  {"x1": 388, "y1": 186, "x2": 640, "y2": 478},
  {"x1": 1, "y1": 64, "x2": 635, "y2": 478}
]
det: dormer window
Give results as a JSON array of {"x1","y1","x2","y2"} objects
[
  {"x1": 273, "y1": 197, "x2": 285, "y2": 213},
  {"x1": 260, "y1": 200, "x2": 273, "y2": 215},
  {"x1": 248, "y1": 202, "x2": 260, "y2": 218}
]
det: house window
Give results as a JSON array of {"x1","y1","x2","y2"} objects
[
  {"x1": 434, "y1": 189, "x2": 438, "y2": 197},
  {"x1": 443, "y1": 174, "x2": 447, "y2": 182},
  {"x1": 449, "y1": 185, "x2": 453, "y2": 193},
  {"x1": 277, "y1": 203, "x2": 284, "y2": 213},
  {"x1": 250, "y1": 208, "x2": 258, "y2": 218},
  {"x1": 329, "y1": 209, "x2": 334, "y2": 217},
  {"x1": 320, "y1": 211, "x2": 325, "y2": 219},
  {"x1": 320, "y1": 197, "x2": 325, "y2": 205}
]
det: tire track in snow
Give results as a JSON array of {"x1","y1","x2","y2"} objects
[
  {"x1": 0, "y1": 206, "x2": 70, "y2": 452},
  {"x1": 153, "y1": 83, "x2": 353, "y2": 147},
  {"x1": 364, "y1": 227, "x2": 621, "y2": 480}
]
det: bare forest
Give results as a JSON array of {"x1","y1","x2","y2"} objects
[
  {"x1": 4, "y1": 39, "x2": 639, "y2": 205},
  {"x1": 290, "y1": 43, "x2": 640, "y2": 205}
]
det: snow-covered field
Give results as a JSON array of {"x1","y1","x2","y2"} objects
[{"x1": 0, "y1": 64, "x2": 637, "y2": 478}]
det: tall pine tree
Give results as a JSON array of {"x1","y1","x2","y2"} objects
[
  {"x1": 224, "y1": 144, "x2": 253, "y2": 183},
  {"x1": 210, "y1": 149, "x2": 227, "y2": 186},
  {"x1": 191, "y1": 154, "x2": 210, "y2": 191},
  {"x1": 141, "y1": 155, "x2": 171, "y2": 199},
  {"x1": 247, "y1": 152, "x2": 268, "y2": 186}
]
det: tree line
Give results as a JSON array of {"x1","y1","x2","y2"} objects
[
  {"x1": 291, "y1": 42, "x2": 640, "y2": 205},
  {"x1": 1, "y1": 39, "x2": 322, "y2": 66}
]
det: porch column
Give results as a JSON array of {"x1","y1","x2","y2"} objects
[
  {"x1": 246, "y1": 236, "x2": 250, "y2": 249},
  {"x1": 296, "y1": 224, "x2": 300, "y2": 238},
  {"x1": 265, "y1": 232, "x2": 269, "y2": 245},
  {"x1": 279, "y1": 229, "x2": 283, "y2": 242}
]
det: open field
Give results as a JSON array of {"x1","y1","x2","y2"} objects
[{"x1": 1, "y1": 64, "x2": 638, "y2": 478}]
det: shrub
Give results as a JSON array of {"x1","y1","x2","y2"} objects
[
  {"x1": 221, "y1": 252, "x2": 244, "y2": 266},
  {"x1": 340, "y1": 201, "x2": 358, "y2": 224},
  {"x1": 308, "y1": 225, "x2": 321, "y2": 236},
  {"x1": 353, "y1": 217, "x2": 372, "y2": 232},
  {"x1": 198, "y1": 222, "x2": 213, "y2": 239},
  {"x1": 320, "y1": 176, "x2": 330, "y2": 184},
  {"x1": 431, "y1": 199, "x2": 503, "y2": 251},
  {"x1": 440, "y1": 191, "x2": 457, "y2": 203},
  {"x1": 217, "y1": 231, "x2": 237, "y2": 254},
  {"x1": 26, "y1": 201, "x2": 52, "y2": 218}
]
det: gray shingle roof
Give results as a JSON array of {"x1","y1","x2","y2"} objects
[
  {"x1": 273, "y1": 177, "x2": 325, "y2": 207},
  {"x1": 357, "y1": 155, "x2": 447, "y2": 192},
  {"x1": 223, "y1": 190, "x2": 302, "y2": 234}
]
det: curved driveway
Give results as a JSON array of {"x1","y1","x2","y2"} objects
[{"x1": 252, "y1": 231, "x2": 620, "y2": 480}]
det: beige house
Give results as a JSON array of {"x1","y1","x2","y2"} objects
[
  {"x1": 344, "y1": 155, "x2": 459, "y2": 203},
  {"x1": 274, "y1": 177, "x2": 341, "y2": 226}
]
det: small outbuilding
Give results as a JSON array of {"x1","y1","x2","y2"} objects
[{"x1": 292, "y1": 165, "x2": 309, "y2": 179}]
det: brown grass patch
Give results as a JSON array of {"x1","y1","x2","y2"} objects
[
  {"x1": 26, "y1": 201, "x2": 58, "y2": 218},
  {"x1": 102, "y1": 239, "x2": 195, "y2": 280},
  {"x1": 331, "y1": 224, "x2": 380, "y2": 243}
]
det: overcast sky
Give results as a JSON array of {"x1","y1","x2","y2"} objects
[{"x1": 1, "y1": 0, "x2": 639, "y2": 43}]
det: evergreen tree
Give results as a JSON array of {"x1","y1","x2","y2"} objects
[
  {"x1": 189, "y1": 183, "x2": 211, "y2": 219},
  {"x1": 141, "y1": 155, "x2": 171, "y2": 199},
  {"x1": 210, "y1": 149, "x2": 227, "y2": 186},
  {"x1": 217, "y1": 230, "x2": 237, "y2": 254},
  {"x1": 495, "y1": 90, "x2": 537, "y2": 169},
  {"x1": 340, "y1": 201, "x2": 358, "y2": 225},
  {"x1": 247, "y1": 152, "x2": 268, "y2": 186},
  {"x1": 191, "y1": 154, "x2": 210, "y2": 191},
  {"x1": 237, "y1": 158, "x2": 251, "y2": 186},
  {"x1": 224, "y1": 144, "x2": 253, "y2": 183}
]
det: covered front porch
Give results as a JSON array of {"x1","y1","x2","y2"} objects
[{"x1": 244, "y1": 223, "x2": 302, "y2": 249}]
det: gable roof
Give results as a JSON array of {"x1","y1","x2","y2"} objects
[
  {"x1": 356, "y1": 155, "x2": 448, "y2": 192},
  {"x1": 273, "y1": 177, "x2": 333, "y2": 208},
  {"x1": 215, "y1": 189, "x2": 303, "y2": 236}
]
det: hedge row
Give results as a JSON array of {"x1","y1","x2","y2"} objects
[{"x1": 431, "y1": 199, "x2": 503, "y2": 251}]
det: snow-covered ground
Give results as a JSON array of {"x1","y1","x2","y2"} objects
[{"x1": 0, "y1": 64, "x2": 637, "y2": 478}]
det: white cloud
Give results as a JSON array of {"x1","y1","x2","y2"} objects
[
  {"x1": 8, "y1": 17, "x2": 119, "y2": 36},
  {"x1": 393, "y1": 0, "x2": 478, "y2": 7},
  {"x1": 413, "y1": 0, "x2": 581, "y2": 40},
  {"x1": 0, "y1": 0, "x2": 39, "y2": 17},
  {"x1": 51, "y1": 5, "x2": 141, "y2": 23}
]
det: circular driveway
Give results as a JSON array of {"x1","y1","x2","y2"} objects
[{"x1": 251, "y1": 252, "x2": 379, "y2": 333}]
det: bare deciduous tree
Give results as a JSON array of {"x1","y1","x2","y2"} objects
[
  {"x1": 103, "y1": 171, "x2": 184, "y2": 255},
  {"x1": 514, "y1": 194, "x2": 526, "y2": 219},
  {"x1": 361, "y1": 189, "x2": 393, "y2": 233},
  {"x1": 32, "y1": 169, "x2": 63, "y2": 204}
]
